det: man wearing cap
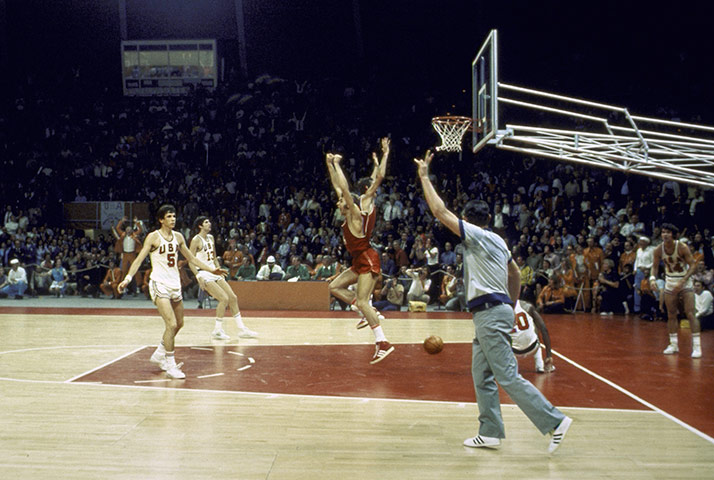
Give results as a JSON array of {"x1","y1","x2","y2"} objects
[
  {"x1": 633, "y1": 236, "x2": 655, "y2": 314},
  {"x1": 0, "y1": 259, "x2": 28, "y2": 299},
  {"x1": 256, "y1": 256, "x2": 284, "y2": 281}
]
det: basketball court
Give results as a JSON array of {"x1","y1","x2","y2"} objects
[
  {"x1": 3, "y1": 28, "x2": 714, "y2": 479},
  {"x1": 1, "y1": 299, "x2": 712, "y2": 479}
]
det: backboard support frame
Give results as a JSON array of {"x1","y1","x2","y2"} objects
[{"x1": 471, "y1": 29, "x2": 714, "y2": 189}]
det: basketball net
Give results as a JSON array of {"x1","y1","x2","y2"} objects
[{"x1": 431, "y1": 116, "x2": 473, "y2": 152}]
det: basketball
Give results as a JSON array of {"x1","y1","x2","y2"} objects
[{"x1": 423, "y1": 335, "x2": 444, "y2": 354}]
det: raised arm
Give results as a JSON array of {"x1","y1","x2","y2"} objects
[
  {"x1": 415, "y1": 150, "x2": 460, "y2": 236},
  {"x1": 331, "y1": 154, "x2": 357, "y2": 212},
  {"x1": 364, "y1": 137, "x2": 390, "y2": 199},
  {"x1": 118, "y1": 231, "x2": 157, "y2": 293},
  {"x1": 325, "y1": 153, "x2": 344, "y2": 198}
]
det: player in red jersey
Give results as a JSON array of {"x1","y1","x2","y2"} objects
[{"x1": 326, "y1": 137, "x2": 394, "y2": 364}]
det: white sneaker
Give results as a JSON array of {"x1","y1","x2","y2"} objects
[
  {"x1": 463, "y1": 435, "x2": 501, "y2": 449},
  {"x1": 237, "y1": 327, "x2": 259, "y2": 338},
  {"x1": 663, "y1": 344, "x2": 679, "y2": 355},
  {"x1": 150, "y1": 351, "x2": 167, "y2": 371},
  {"x1": 211, "y1": 329, "x2": 230, "y2": 340},
  {"x1": 548, "y1": 416, "x2": 573, "y2": 453},
  {"x1": 692, "y1": 347, "x2": 702, "y2": 358},
  {"x1": 164, "y1": 363, "x2": 186, "y2": 379}
]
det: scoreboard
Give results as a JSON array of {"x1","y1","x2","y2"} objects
[{"x1": 121, "y1": 39, "x2": 217, "y2": 96}]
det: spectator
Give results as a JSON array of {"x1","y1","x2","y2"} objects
[
  {"x1": 235, "y1": 256, "x2": 256, "y2": 280},
  {"x1": 596, "y1": 259, "x2": 620, "y2": 315},
  {"x1": 633, "y1": 236, "x2": 655, "y2": 315},
  {"x1": 284, "y1": 255, "x2": 310, "y2": 281},
  {"x1": 406, "y1": 267, "x2": 430, "y2": 304},
  {"x1": 0, "y1": 259, "x2": 28, "y2": 299},
  {"x1": 380, "y1": 251, "x2": 397, "y2": 278},
  {"x1": 537, "y1": 275, "x2": 565, "y2": 314},
  {"x1": 78, "y1": 257, "x2": 103, "y2": 297},
  {"x1": 372, "y1": 277, "x2": 404, "y2": 312},
  {"x1": 48, "y1": 259, "x2": 69, "y2": 297},
  {"x1": 100, "y1": 260, "x2": 122, "y2": 299},
  {"x1": 257, "y1": 255, "x2": 284, "y2": 281},
  {"x1": 694, "y1": 280, "x2": 714, "y2": 330}
]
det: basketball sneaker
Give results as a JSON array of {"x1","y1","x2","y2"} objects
[
  {"x1": 356, "y1": 317, "x2": 369, "y2": 329},
  {"x1": 369, "y1": 341, "x2": 394, "y2": 364},
  {"x1": 164, "y1": 363, "x2": 186, "y2": 379},
  {"x1": 548, "y1": 416, "x2": 573, "y2": 453},
  {"x1": 150, "y1": 351, "x2": 167, "y2": 371},
  {"x1": 463, "y1": 435, "x2": 501, "y2": 449},
  {"x1": 663, "y1": 343, "x2": 679, "y2": 355},
  {"x1": 237, "y1": 327, "x2": 259, "y2": 339},
  {"x1": 211, "y1": 328, "x2": 230, "y2": 340},
  {"x1": 692, "y1": 347, "x2": 702, "y2": 358}
]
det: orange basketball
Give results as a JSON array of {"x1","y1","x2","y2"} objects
[{"x1": 423, "y1": 335, "x2": 444, "y2": 354}]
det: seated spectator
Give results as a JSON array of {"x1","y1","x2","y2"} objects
[
  {"x1": 257, "y1": 255, "x2": 284, "y2": 281},
  {"x1": 516, "y1": 255, "x2": 536, "y2": 303},
  {"x1": 48, "y1": 259, "x2": 69, "y2": 297},
  {"x1": 100, "y1": 260, "x2": 122, "y2": 299},
  {"x1": 406, "y1": 267, "x2": 430, "y2": 304},
  {"x1": 380, "y1": 251, "x2": 397, "y2": 278},
  {"x1": 619, "y1": 263, "x2": 635, "y2": 314},
  {"x1": 560, "y1": 260, "x2": 578, "y2": 311},
  {"x1": 313, "y1": 255, "x2": 336, "y2": 281},
  {"x1": 536, "y1": 275, "x2": 565, "y2": 314},
  {"x1": 692, "y1": 261, "x2": 714, "y2": 291},
  {"x1": 78, "y1": 258, "x2": 103, "y2": 297},
  {"x1": 235, "y1": 256, "x2": 256, "y2": 280},
  {"x1": 533, "y1": 258, "x2": 553, "y2": 299},
  {"x1": 0, "y1": 259, "x2": 28, "y2": 299},
  {"x1": 694, "y1": 280, "x2": 714, "y2": 330},
  {"x1": 596, "y1": 259, "x2": 620, "y2": 315},
  {"x1": 284, "y1": 255, "x2": 310, "y2": 281},
  {"x1": 445, "y1": 275, "x2": 466, "y2": 312},
  {"x1": 222, "y1": 239, "x2": 243, "y2": 278},
  {"x1": 372, "y1": 277, "x2": 404, "y2": 311},
  {"x1": 438, "y1": 265, "x2": 457, "y2": 307}
]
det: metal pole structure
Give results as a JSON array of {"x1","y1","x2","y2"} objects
[
  {"x1": 118, "y1": 0, "x2": 127, "y2": 40},
  {"x1": 233, "y1": 0, "x2": 248, "y2": 78}
]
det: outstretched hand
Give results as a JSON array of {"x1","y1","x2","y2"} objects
[
  {"x1": 380, "y1": 136, "x2": 390, "y2": 154},
  {"x1": 414, "y1": 150, "x2": 434, "y2": 178}
]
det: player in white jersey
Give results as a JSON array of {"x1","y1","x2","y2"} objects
[
  {"x1": 118, "y1": 205, "x2": 225, "y2": 379},
  {"x1": 512, "y1": 300, "x2": 555, "y2": 373},
  {"x1": 650, "y1": 223, "x2": 701, "y2": 358},
  {"x1": 189, "y1": 216, "x2": 258, "y2": 341}
]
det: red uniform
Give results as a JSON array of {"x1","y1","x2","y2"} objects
[{"x1": 343, "y1": 206, "x2": 380, "y2": 275}]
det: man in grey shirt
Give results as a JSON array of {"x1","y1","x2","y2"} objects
[{"x1": 415, "y1": 150, "x2": 572, "y2": 453}]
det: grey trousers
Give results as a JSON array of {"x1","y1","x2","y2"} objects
[{"x1": 471, "y1": 303, "x2": 565, "y2": 438}]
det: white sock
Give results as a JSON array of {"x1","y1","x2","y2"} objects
[
  {"x1": 669, "y1": 333, "x2": 678, "y2": 346},
  {"x1": 534, "y1": 348, "x2": 544, "y2": 370},
  {"x1": 693, "y1": 333, "x2": 701, "y2": 349},
  {"x1": 371, "y1": 325, "x2": 387, "y2": 342},
  {"x1": 214, "y1": 318, "x2": 223, "y2": 330},
  {"x1": 234, "y1": 313, "x2": 245, "y2": 329},
  {"x1": 165, "y1": 351, "x2": 176, "y2": 366},
  {"x1": 156, "y1": 342, "x2": 166, "y2": 355}
]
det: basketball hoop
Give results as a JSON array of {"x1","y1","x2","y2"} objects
[{"x1": 431, "y1": 116, "x2": 475, "y2": 152}]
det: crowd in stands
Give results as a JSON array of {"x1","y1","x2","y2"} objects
[{"x1": 1, "y1": 69, "x2": 714, "y2": 327}]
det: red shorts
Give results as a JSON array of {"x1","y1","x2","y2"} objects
[{"x1": 349, "y1": 248, "x2": 380, "y2": 276}]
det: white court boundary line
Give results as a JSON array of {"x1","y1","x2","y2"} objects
[
  {"x1": 551, "y1": 349, "x2": 714, "y2": 444},
  {"x1": 0, "y1": 343, "x2": 712, "y2": 444}
]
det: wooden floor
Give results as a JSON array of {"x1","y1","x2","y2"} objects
[{"x1": 1, "y1": 303, "x2": 713, "y2": 479}]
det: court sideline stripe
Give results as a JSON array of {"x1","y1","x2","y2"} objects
[
  {"x1": 552, "y1": 349, "x2": 714, "y2": 445},
  {"x1": 64, "y1": 345, "x2": 146, "y2": 383}
]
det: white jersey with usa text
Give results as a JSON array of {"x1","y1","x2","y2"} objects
[
  {"x1": 149, "y1": 231, "x2": 181, "y2": 290},
  {"x1": 511, "y1": 300, "x2": 538, "y2": 352},
  {"x1": 195, "y1": 235, "x2": 217, "y2": 269}
]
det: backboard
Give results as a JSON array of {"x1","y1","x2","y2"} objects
[{"x1": 472, "y1": 29, "x2": 498, "y2": 153}]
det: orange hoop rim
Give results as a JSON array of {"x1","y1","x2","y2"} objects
[{"x1": 431, "y1": 115, "x2": 483, "y2": 134}]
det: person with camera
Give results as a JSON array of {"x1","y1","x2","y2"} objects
[{"x1": 373, "y1": 277, "x2": 404, "y2": 311}]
